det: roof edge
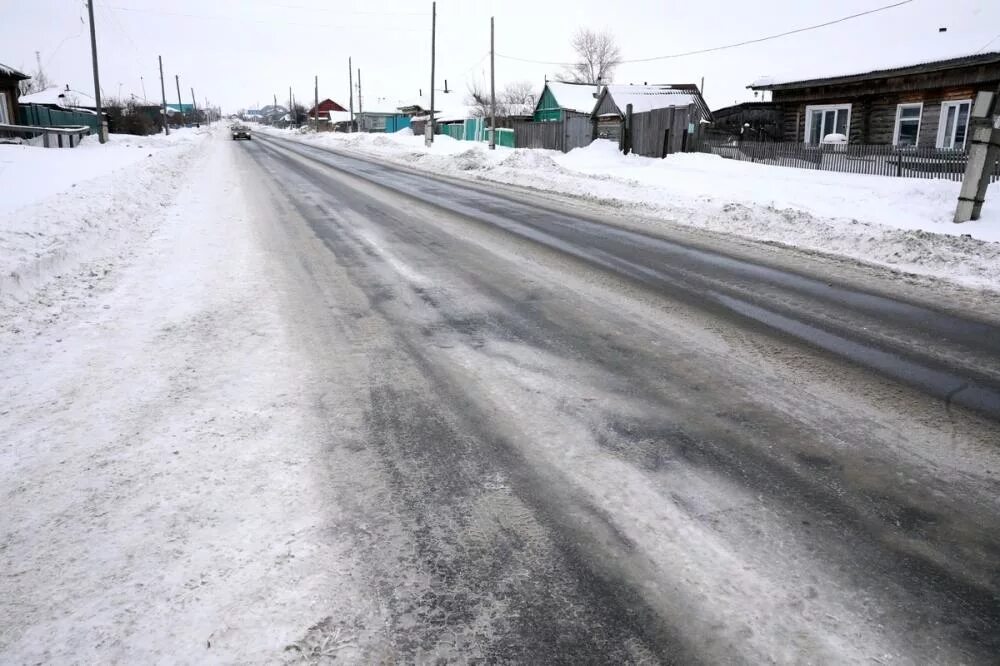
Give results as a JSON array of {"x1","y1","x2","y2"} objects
[{"x1": 750, "y1": 51, "x2": 1000, "y2": 91}]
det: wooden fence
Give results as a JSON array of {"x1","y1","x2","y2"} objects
[
  {"x1": 512, "y1": 116, "x2": 593, "y2": 152},
  {"x1": 629, "y1": 106, "x2": 696, "y2": 158},
  {"x1": 693, "y1": 139, "x2": 1000, "y2": 182}
]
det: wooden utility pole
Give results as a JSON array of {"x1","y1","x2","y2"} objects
[
  {"x1": 190, "y1": 87, "x2": 198, "y2": 127},
  {"x1": 489, "y1": 16, "x2": 496, "y2": 150},
  {"x1": 357, "y1": 68, "x2": 363, "y2": 130},
  {"x1": 955, "y1": 87, "x2": 1000, "y2": 223},
  {"x1": 86, "y1": 1, "x2": 106, "y2": 143},
  {"x1": 427, "y1": 0, "x2": 436, "y2": 146},
  {"x1": 158, "y1": 55, "x2": 169, "y2": 136},
  {"x1": 348, "y1": 57, "x2": 354, "y2": 132},
  {"x1": 175, "y1": 74, "x2": 183, "y2": 126},
  {"x1": 314, "y1": 74, "x2": 319, "y2": 130},
  {"x1": 289, "y1": 86, "x2": 293, "y2": 126}
]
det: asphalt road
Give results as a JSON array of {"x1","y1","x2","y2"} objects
[{"x1": 239, "y1": 133, "x2": 1000, "y2": 664}]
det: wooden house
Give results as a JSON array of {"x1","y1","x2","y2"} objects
[
  {"x1": 307, "y1": 98, "x2": 347, "y2": 121},
  {"x1": 0, "y1": 63, "x2": 29, "y2": 124},
  {"x1": 532, "y1": 81, "x2": 601, "y2": 122},
  {"x1": 589, "y1": 84, "x2": 711, "y2": 156},
  {"x1": 749, "y1": 51, "x2": 1000, "y2": 146}
]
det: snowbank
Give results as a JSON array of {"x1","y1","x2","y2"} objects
[
  {"x1": 0, "y1": 127, "x2": 211, "y2": 305},
  {"x1": 264, "y1": 129, "x2": 1000, "y2": 291}
]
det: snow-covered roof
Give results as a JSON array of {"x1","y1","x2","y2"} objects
[
  {"x1": 750, "y1": 50, "x2": 1000, "y2": 89},
  {"x1": 545, "y1": 81, "x2": 601, "y2": 114},
  {"x1": 328, "y1": 110, "x2": 352, "y2": 123},
  {"x1": 19, "y1": 86, "x2": 96, "y2": 108},
  {"x1": 435, "y1": 106, "x2": 475, "y2": 123},
  {"x1": 603, "y1": 84, "x2": 698, "y2": 114},
  {"x1": 0, "y1": 62, "x2": 29, "y2": 79}
]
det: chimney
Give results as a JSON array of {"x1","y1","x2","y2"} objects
[{"x1": 65, "y1": 84, "x2": 70, "y2": 91}]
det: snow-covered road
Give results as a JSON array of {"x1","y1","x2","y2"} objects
[{"x1": 2, "y1": 129, "x2": 999, "y2": 663}]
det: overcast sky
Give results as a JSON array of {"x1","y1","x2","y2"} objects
[{"x1": 3, "y1": 0, "x2": 999, "y2": 113}]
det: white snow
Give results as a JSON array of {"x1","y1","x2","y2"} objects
[
  {"x1": 0, "y1": 129, "x2": 371, "y2": 663},
  {"x1": 544, "y1": 81, "x2": 602, "y2": 114},
  {"x1": 261, "y1": 129, "x2": 1000, "y2": 291},
  {"x1": 18, "y1": 86, "x2": 97, "y2": 108},
  {"x1": 751, "y1": 48, "x2": 1000, "y2": 88},
  {"x1": 603, "y1": 84, "x2": 697, "y2": 113},
  {"x1": 0, "y1": 128, "x2": 209, "y2": 304}
]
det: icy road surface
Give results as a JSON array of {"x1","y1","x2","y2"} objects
[{"x1": 2, "y1": 130, "x2": 999, "y2": 663}]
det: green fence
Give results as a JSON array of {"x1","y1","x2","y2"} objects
[
  {"x1": 18, "y1": 105, "x2": 101, "y2": 132},
  {"x1": 440, "y1": 123, "x2": 464, "y2": 140}
]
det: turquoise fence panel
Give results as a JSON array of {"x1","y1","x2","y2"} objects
[
  {"x1": 497, "y1": 128, "x2": 515, "y2": 148},
  {"x1": 464, "y1": 117, "x2": 484, "y2": 142},
  {"x1": 18, "y1": 105, "x2": 99, "y2": 132},
  {"x1": 441, "y1": 124, "x2": 463, "y2": 140},
  {"x1": 385, "y1": 114, "x2": 411, "y2": 133}
]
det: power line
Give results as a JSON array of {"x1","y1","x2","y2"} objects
[
  {"x1": 102, "y1": 5, "x2": 427, "y2": 31},
  {"x1": 977, "y1": 32, "x2": 1000, "y2": 53},
  {"x1": 497, "y1": 0, "x2": 915, "y2": 66}
]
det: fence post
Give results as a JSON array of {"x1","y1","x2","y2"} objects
[
  {"x1": 896, "y1": 148, "x2": 902, "y2": 177},
  {"x1": 622, "y1": 103, "x2": 633, "y2": 155}
]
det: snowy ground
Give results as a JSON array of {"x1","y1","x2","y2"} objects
[
  {"x1": 0, "y1": 128, "x2": 209, "y2": 307},
  {"x1": 264, "y1": 127, "x2": 1000, "y2": 291},
  {"x1": 0, "y1": 128, "x2": 373, "y2": 662}
]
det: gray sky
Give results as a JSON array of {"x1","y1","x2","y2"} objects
[{"x1": 3, "y1": 0, "x2": 999, "y2": 113}]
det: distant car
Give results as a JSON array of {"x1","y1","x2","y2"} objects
[{"x1": 232, "y1": 126, "x2": 252, "y2": 140}]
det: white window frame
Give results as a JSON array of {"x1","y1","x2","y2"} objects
[
  {"x1": 0, "y1": 92, "x2": 9, "y2": 124},
  {"x1": 936, "y1": 99, "x2": 972, "y2": 149},
  {"x1": 803, "y1": 103, "x2": 852, "y2": 144},
  {"x1": 892, "y1": 102, "x2": 923, "y2": 147}
]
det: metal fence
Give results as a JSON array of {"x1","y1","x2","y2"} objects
[
  {"x1": 694, "y1": 139, "x2": 1000, "y2": 182},
  {"x1": 19, "y1": 104, "x2": 101, "y2": 133}
]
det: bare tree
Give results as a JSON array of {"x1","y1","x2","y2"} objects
[
  {"x1": 563, "y1": 28, "x2": 622, "y2": 84},
  {"x1": 18, "y1": 60, "x2": 51, "y2": 96},
  {"x1": 466, "y1": 81, "x2": 537, "y2": 118}
]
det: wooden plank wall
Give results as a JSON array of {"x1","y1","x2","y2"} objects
[{"x1": 630, "y1": 105, "x2": 696, "y2": 157}]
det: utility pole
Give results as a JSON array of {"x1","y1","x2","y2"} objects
[
  {"x1": 158, "y1": 55, "x2": 169, "y2": 136},
  {"x1": 273, "y1": 93, "x2": 277, "y2": 125},
  {"x1": 489, "y1": 16, "x2": 496, "y2": 150},
  {"x1": 348, "y1": 57, "x2": 354, "y2": 132},
  {"x1": 190, "y1": 87, "x2": 198, "y2": 127},
  {"x1": 140, "y1": 75, "x2": 147, "y2": 101},
  {"x1": 954, "y1": 87, "x2": 1000, "y2": 223},
  {"x1": 175, "y1": 74, "x2": 183, "y2": 127},
  {"x1": 314, "y1": 74, "x2": 319, "y2": 130},
  {"x1": 357, "y1": 68, "x2": 363, "y2": 130},
  {"x1": 86, "y1": 1, "x2": 106, "y2": 143},
  {"x1": 427, "y1": 0, "x2": 436, "y2": 146},
  {"x1": 289, "y1": 86, "x2": 293, "y2": 127}
]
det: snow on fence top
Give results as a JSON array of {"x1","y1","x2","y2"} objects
[
  {"x1": 750, "y1": 49, "x2": 1000, "y2": 89},
  {"x1": 19, "y1": 86, "x2": 96, "y2": 108}
]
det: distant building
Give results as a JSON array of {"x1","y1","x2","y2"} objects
[{"x1": 307, "y1": 99, "x2": 347, "y2": 120}]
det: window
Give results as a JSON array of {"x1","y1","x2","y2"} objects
[
  {"x1": 0, "y1": 92, "x2": 8, "y2": 124},
  {"x1": 804, "y1": 104, "x2": 851, "y2": 144},
  {"x1": 893, "y1": 103, "x2": 922, "y2": 147},
  {"x1": 937, "y1": 100, "x2": 971, "y2": 149}
]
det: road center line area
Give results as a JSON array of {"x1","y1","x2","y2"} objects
[{"x1": 2, "y1": 130, "x2": 999, "y2": 663}]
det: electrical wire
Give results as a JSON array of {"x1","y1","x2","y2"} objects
[
  {"x1": 102, "y1": 5, "x2": 427, "y2": 32},
  {"x1": 497, "y1": 0, "x2": 915, "y2": 66},
  {"x1": 977, "y1": 32, "x2": 1000, "y2": 53}
]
